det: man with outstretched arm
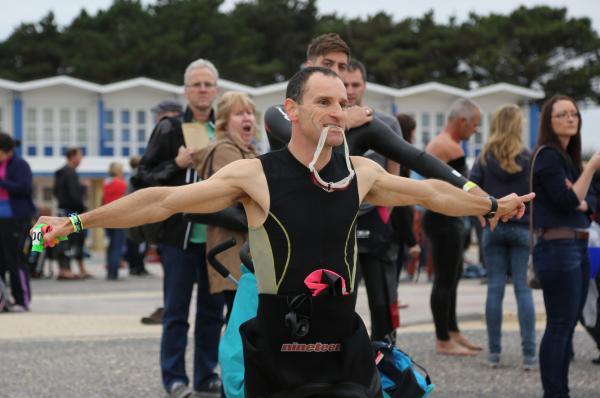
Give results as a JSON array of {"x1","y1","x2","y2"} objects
[
  {"x1": 264, "y1": 32, "x2": 488, "y2": 197},
  {"x1": 36, "y1": 67, "x2": 532, "y2": 398}
]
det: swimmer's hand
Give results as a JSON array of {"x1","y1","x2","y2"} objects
[
  {"x1": 346, "y1": 106, "x2": 374, "y2": 129},
  {"x1": 30, "y1": 216, "x2": 74, "y2": 247},
  {"x1": 488, "y1": 192, "x2": 535, "y2": 230}
]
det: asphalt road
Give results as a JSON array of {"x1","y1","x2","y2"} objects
[{"x1": 1, "y1": 254, "x2": 599, "y2": 397}]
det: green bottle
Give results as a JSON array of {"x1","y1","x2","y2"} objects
[{"x1": 31, "y1": 224, "x2": 67, "y2": 252}]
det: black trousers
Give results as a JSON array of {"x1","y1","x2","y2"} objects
[
  {"x1": 422, "y1": 211, "x2": 464, "y2": 341},
  {"x1": 0, "y1": 218, "x2": 31, "y2": 307},
  {"x1": 356, "y1": 252, "x2": 398, "y2": 341}
]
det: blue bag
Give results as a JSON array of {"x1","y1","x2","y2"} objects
[
  {"x1": 219, "y1": 265, "x2": 258, "y2": 398},
  {"x1": 372, "y1": 341, "x2": 435, "y2": 398}
]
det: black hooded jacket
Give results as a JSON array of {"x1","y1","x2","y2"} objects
[
  {"x1": 470, "y1": 149, "x2": 531, "y2": 226},
  {"x1": 131, "y1": 107, "x2": 215, "y2": 248}
]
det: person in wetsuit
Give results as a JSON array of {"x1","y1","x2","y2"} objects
[
  {"x1": 36, "y1": 67, "x2": 533, "y2": 398},
  {"x1": 345, "y1": 60, "x2": 402, "y2": 342},
  {"x1": 264, "y1": 33, "x2": 486, "y2": 196},
  {"x1": 422, "y1": 98, "x2": 484, "y2": 356}
]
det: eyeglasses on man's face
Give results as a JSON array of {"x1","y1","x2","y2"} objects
[
  {"x1": 186, "y1": 81, "x2": 216, "y2": 90},
  {"x1": 552, "y1": 111, "x2": 580, "y2": 120}
]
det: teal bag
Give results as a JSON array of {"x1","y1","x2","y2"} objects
[
  {"x1": 373, "y1": 341, "x2": 435, "y2": 398},
  {"x1": 219, "y1": 265, "x2": 258, "y2": 398}
]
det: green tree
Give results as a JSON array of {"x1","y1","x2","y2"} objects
[
  {"x1": 459, "y1": 6, "x2": 600, "y2": 101},
  {"x1": 0, "y1": 12, "x2": 64, "y2": 80}
]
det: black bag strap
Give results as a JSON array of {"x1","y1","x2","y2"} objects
[{"x1": 529, "y1": 145, "x2": 547, "y2": 253}]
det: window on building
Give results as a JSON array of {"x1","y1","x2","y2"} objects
[
  {"x1": 59, "y1": 109, "x2": 71, "y2": 143},
  {"x1": 137, "y1": 129, "x2": 145, "y2": 142},
  {"x1": 436, "y1": 113, "x2": 445, "y2": 134},
  {"x1": 76, "y1": 109, "x2": 87, "y2": 143},
  {"x1": 122, "y1": 147, "x2": 130, "y2": 157},
  {"x1": 105, "y1": 109, "x2": 114, "y2": 124},
  {"x1": 121, "y1": 110, "x2": 130, "y2": 124},
  {"x1": 421, "y1": 113, "x2": 430, "y2": 127},
  {"x1": 43, "y1": 108, "x2": 54, "y2": 141},
  {"x1": 122, "y1": 128, "x2": 130, "y2": 142},
  {"x1": 422, "y1": 130, "x2": 431, "y2": 146},
  {"x1": 104, "y1": 109, "x2": 114, "y2": 155},
  {"x1": 137, "y1": 110, "x2": 145, "y2": 125},
  {"x1": 25, "y1": 108, "x2": 37, "y2": 142}
]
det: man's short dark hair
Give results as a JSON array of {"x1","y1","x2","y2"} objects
[
  {"x1": 306, "y1": 33, "x2": 351, "y2": 61},
  {"x1": 286, "y1": 67, "x2": 340, "y2": 103},
  {"x1": 65, "y1": 147, "x2": 81, "y2": 160},
  {"x1": 0, "y1": 132, "x2": 15, "y2": 152},
  {"x1": 152, "y1": 100, "x2": 183, "y2": 114},
  {"x1": 347, "y1": 60, "x2": 366, "y2": 82}
]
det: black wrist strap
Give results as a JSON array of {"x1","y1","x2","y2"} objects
[{"x1": 484, "y1": 196, "x2": 498, "y2": 219}]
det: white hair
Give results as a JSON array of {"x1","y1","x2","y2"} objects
[
  {"x1": 447, "y1": 98, "x2": 481, "y2": 122},
  {"x1": 184, "y1": 58, "x2": 219, "y2": 84}
]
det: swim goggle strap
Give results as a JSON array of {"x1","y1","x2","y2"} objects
[{"x1": 307, "y1": 126, "x2": 355, "y2": 192}]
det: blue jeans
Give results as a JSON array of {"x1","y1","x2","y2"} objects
[
  {"x1": 105, "y1": 228, "x2": 126, "y2": 279},
  {"x1": 482, "y1": 223, "x2": 536, "y2": 358},
  {"x1": 534, "y1": 238, "x2": 589, "y2": 398},
  {"x1": 160, "y1": 243, "x2": 225, "y2": 391}
]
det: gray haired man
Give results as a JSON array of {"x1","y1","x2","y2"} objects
[{"x1": 131, "y1": 58, "x2": 223, "y2": 398}]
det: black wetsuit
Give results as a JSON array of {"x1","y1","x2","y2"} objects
[
  {"x1": 264, "y1": 105, "x2": 469, "y2": 189},
  {"x1": 240, "y1": 148, "x2": 382, "y2": 397},
  {"x1": 422, "y1": 156, "x2": 468, "y2": 341}
]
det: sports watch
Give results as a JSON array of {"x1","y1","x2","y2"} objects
[{"x1": 484, "y1": 196, "x2": 498, "y2": 219}]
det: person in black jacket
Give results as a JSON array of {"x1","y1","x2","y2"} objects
[
  {"x1": 0, "y1": 133, "x2": 35, "y2": 311},
  {"x1": 532, "y1": 95, "x2": 600, "y2": 397},
  {"x1": 53, "y1": 147, "x2": 89, "y2": 280},
  {"x1": 130, "y1": 58, "x2": 224, "y2": 398},
  {"x1": 345, "y1": 60, "x2": 401, "y2": 342}
]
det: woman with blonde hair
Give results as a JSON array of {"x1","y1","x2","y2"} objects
[
  {"x1": 470, "y1": 104, "x2": 536, "y2": 368},
  {"x1": 193, "y1": 91, "x2": 260, "y2": 317}
]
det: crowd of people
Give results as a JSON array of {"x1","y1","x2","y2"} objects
[{"x1": 0, "y1": 32, "x2": 598, "y2": 398}]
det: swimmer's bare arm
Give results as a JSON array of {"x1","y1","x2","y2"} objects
[
  {"x1": 353, "y1": 156, "x2": 534, "y2": 228},
  {"x1": 35, "y1": 159, "x2": 268, "y2": 241}
]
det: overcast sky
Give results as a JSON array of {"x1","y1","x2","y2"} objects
[
  {"x1": 1, "y1": 0, "x2": 599, "y2": 149},
  {"x1": 1, "y1": 0, "x2": 598, "y2": 40}
]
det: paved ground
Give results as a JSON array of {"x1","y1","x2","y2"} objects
[{"x1": 1, "y1": 252, "x2": 599, "y2": 397}]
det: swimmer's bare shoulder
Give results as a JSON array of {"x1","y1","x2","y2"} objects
[{"x1": 213, "y1": 158, "x2": 269, "y2": 227}]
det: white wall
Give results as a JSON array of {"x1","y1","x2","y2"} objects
[
  {"x1": 21, "y1": 85, "x2": 98, "y2": 156},
  {"x1": 0, "y1": 88, "x2": 13, "y2": 134}
]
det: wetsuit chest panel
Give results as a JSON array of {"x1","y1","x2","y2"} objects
[{"x1": 250, "y1": 148, "x2": 359, "y2": 295}]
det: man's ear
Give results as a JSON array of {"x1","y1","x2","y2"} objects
[{"x1": 284, "y1": 98, "x2": 299, "y2": 122}]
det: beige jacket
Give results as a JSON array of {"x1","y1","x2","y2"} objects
[{"x1": 192, "y1": 136, "x2": 259, "y2": 293}]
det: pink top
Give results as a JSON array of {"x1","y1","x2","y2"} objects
[{"x1": 0, "y1": 158, "x2": 9, "y2": 200}]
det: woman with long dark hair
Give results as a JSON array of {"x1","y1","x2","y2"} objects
[{"x1": 532, "y1": 95, "x2": 600, "y2": 397}]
